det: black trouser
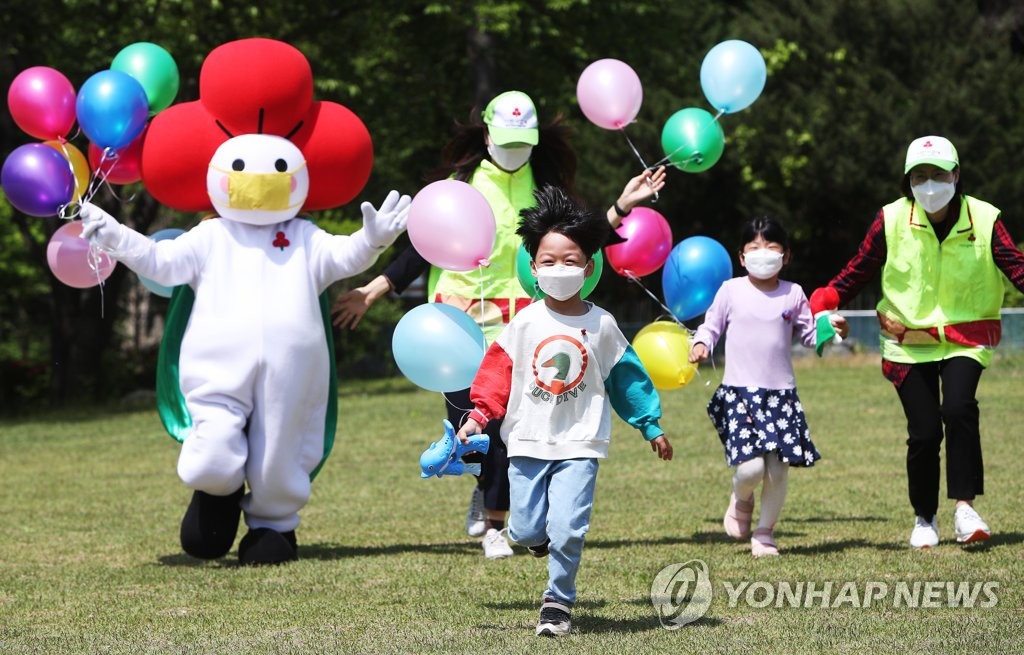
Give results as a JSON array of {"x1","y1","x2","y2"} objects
[
  {"x1": 894, "y1": 357, "x2": 985, "y2": 519},
  {"x1": 444, "y1": 387, "x2": 510, "y2": 513}
]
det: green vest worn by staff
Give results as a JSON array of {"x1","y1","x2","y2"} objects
[
  {"x1": 428, "y1": 159, "x2": 535, "y2": 343},
  {"x1": 154, "y1": 218, "x2": 338, "y2": 481},
  {"x1": 877, "y1": 195, "x2": 1004, "y2": 367}
]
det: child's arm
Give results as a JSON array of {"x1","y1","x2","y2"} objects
[
  {"x1": 456, "y1": 342, "x2": 513, "y2": 444},
  {"x1": 605, "y1": 345, "x2": 668, "y2": 443},
  {"x1": 649, "y1": 435, "x2": 673, "y2": 461}
]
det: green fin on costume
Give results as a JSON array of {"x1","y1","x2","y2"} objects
[
  {"x1": 815, "y1": 313, "x2": 838, "y2": 357},
  {"x1": 154, "y1": 285, "x2": 338, "y2": 481}
]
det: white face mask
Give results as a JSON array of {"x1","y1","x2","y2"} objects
[
  {"x1": 536, "y1": 264, "x2": 586, "y2": 301},
  {"x1": 743, "y1": 248, "x2": 784, "y2": 280},
  {"x1": 487, "y1": 142, "x2": 532, "y2": 172},
  {"x1": 912, "y1": 179, "x2": 956, "y2": 214}
]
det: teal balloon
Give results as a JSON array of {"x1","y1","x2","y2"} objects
[
  {"x1": 111, "y1": 42, "x2": 180, "y2": 114},
  {"x1": 392, "y1": 303, "x2": 486, "y2": 393},
  {"x1": 138, "y1": 228, "x2": 185, "y2": 297},
  {"x1": 662, "y1": 236, "x2": 733, "y2": 321},
  {"x1": 700, "y1": 39, "x2": 767, "y2": 114},
  {"x1": 660, "y1": 108, "x2": 725, "y2": 173},
  {"x1": 515, "y1": 243, "x2": 603, "y2": 300}
]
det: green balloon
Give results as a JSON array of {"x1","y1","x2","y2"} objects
[
  {"x1": 516, "y1": 243, "x2": 603, "y2": 300},
  {"x1": 660, "y1": 107, "x2": 725, "y2": 173},
  {"x1": 111, "y1": 42, "x2": 180, "y2": 115}
]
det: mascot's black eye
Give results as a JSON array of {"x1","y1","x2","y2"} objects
[
  {"x1": 232, "y1": 159, "x2": 245, "y2": 171},
  {"x1": 275, "y1": 158, "x2": 288, "y2": 172}
]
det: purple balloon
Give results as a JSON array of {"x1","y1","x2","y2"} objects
[{"x1": 2, "y1": 143, "x2": 75, "y2": 217}]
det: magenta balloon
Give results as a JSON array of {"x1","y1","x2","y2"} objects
[
  {"x1": 604, "y1": 207, "x2": 674, "y2": 277},
  {"x1": 407, "y1": 180, "x2": 496, "y2": 271},
  {"x1": 576, "y1": 58, "x2": 643, "y2": 130},
  {"x1": 7, "y1": 66, "x2": 77, "y2": 140},
  {"x1": 1, "y1": 143, "x2": 76, "y2": 217},
  {"x1": 46, "y1": 221, "x2": 116, "y2": 289}
]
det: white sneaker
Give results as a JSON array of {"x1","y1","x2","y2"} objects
[
  {"x1": 482, "y1": 528, "x2": 514, "y2": 559},
  {"x1": 465, "y1": 486, "x2": 486, "y2": 537},
  {"x1": 909, "y1": 515, "x2": 939, "y2": 548},
  {"x1": 954, "y1": 505, "x2": 991, "y2": 543}
]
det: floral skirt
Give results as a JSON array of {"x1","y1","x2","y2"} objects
[{"x1": 707, "y1": 385, "x2": 820, "y2": 467}]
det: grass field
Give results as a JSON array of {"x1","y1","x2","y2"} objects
[{"x1": 1, "y1": 353, "x2": 1022, "y2": 654}]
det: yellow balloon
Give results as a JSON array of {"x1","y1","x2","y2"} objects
[
  {"x1": 632, "y1": 320, "x2": 697, "y2": 390},
  {"x1": 44, "y1": 140, "x2": 90, "y2": 202}
]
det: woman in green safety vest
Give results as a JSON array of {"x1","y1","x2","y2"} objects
[
  {"x1": 333, "y1": 91, "x2": 665, "y2": 559},
  {"x1": 818, "y1": 135, "x2": 1024, "y2": 549}
]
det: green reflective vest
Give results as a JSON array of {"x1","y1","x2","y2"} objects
[{"x1": 877, "y1": 195, "x2": 1003, "y2": 366}]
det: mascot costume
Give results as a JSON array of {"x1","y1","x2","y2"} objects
[{"x1": 80, "y1": 38, "x2": 410, "y2": 565}]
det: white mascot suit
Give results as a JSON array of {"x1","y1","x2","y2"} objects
[{"x1": 80, "y1": 38, "x2": 408, "y2": 565}]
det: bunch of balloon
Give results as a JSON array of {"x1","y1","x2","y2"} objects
[
  {"x1": 3, "y1": 41, "x2": 180, "y2": 290},
  {"x1": 394, "y1": 179, "x2": 497, "y2": 391},
  {"x1": 660, "y1": 40, "x2": 767, "y2": 174}
]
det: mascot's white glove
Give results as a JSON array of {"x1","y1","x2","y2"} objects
[
  {"x1": 361, "y1": 190, "x2": 411, "y2": 249},
  {"x1": 80, "y1": 202, "x2": 127, "y2": 251}
]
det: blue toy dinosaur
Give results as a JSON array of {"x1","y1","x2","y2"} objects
[{"x1": 420, "y1": 419, "x2": 490, "y2": 478}]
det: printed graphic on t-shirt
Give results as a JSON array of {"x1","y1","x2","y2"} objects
[{"x1": 529, "y1": 334, "x2": 588, "y2": 405}]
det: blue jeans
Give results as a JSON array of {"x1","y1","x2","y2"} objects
[{"x1": 507, "y1": 456, "x2": 599, "y2": 606}]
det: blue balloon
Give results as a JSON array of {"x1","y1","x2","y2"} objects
[
  {"x1": 700, "y1": 40, "x2": 767, "y2": 114},
  {"x1": 392, "y1": 303, "x2": 487, "y2": 392},
  {"x1": 662, "y1": 236, "x2": 733, "y2": 321},
  {"x1": 137, "y1": 228, "x2": 185, "y2": 297},
  {"x1": 76, "y1": 70, "x2": 150, "y2": 149}
]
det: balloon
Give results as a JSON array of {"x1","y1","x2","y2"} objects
[
  {"x1": 392, "y1": 303, "x2": 487, "y2": 392},
  {"x1": 515, "y1": 244, "x2": 603, "y2": 300},
  {"x1": 44, "y1": 141, "x2": 89, "y2": 203},
  {"x1": 407, "y1": 180, "x2": 496, "y2": 271},
  {"x1": 111, "y1": 42, "x2": 180, "y2": 115},
  {"x1": 46, "y1": 221, "x2": 116, "y2": 288},
  {"x1": 700, "y1": 40, "x2": 767, "y2": 114},
  {"x1": 7, "y1": 66, "x2": 77, "y2": 140},
  {"x1": 1, "y1": 143, "x2": 75, "y2": 217},
  {"x1": 662, "y1": 236, "x2": 733, "y2": 321},
  {"x1": 660, "y1": 108, "x2": 725, "y2": 173},
  {"x1": 138, "y1": 228, "x2": 185, "y2": 297},
  {"x1": 632, "y1": 321, "x2": 697, "y2": 390},
  {"x1": 576, "y1": 58, "x2": 643, "y2": 130},
  {"x1": 76, "y1": 70, "x2": 150, "y2": 150},
  {"x1": 604, "y1": 207, "x2": 673, "y2": 277},
  {"x1": 89, "y1": 127, "x2": 145, "y2": 185}
]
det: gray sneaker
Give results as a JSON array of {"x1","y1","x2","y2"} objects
[
  {"x1": 536, "y1": 599, "x2": 571, "y2": 637},
  {"x1": 466, "y1": 486, "x2": 486, "y2": 537}
]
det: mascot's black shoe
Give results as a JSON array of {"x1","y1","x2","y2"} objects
[
  {"x1": 238, "y1": 527, "x2": 298, "y2": 566},
  {"x1": 179, "y1": 487, "x2": 244, "y2": 560}
]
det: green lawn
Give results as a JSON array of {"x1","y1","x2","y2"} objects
[{"x1": 1, "y1": 354, "x2": 1022, "y2": 654}]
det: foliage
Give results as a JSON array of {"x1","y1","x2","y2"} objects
[{"x1": 3, "y1": 1, "x2": 1024, "y2": 405}]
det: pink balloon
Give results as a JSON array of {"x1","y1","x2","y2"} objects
[
  {"x1": 7, "y1": 66, "x2": 77, "y2": 140},
  {"x1": 604, "y1": 207, "x2": 673, "y2": 277},
  {"x1": 576, "y1": 59, "x2": 643, "y2": 130},
  {"x1": 46, "y1": 221, "x2": 116, "y2": 289},
  {"x1": 407, "y1": 180, "x2": 496, "y2": 271}
]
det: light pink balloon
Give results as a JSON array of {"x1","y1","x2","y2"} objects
[
  {"x1": 407, "y1": 180, "x2": 496, "y2": 271},
  {"x1": 7, "y1": 66, "x2": 77, "y2": 140},
  {"x1": 576, "y1": 59, "x2": 643, "y2": 130},
  {"x1": 604, "y1": 206, "x2": 673, "y2": 277},
  {"x1": 46, "y1": 221, "x2": 116, "y2": 289}
]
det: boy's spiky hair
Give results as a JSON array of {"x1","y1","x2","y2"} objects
[{"x1": 516, "y1": 185, "x2": 609, "y2": 259}]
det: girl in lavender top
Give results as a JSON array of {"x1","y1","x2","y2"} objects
[{"x1": 688, "y1": 216, "x2": 849, "y2": 556}]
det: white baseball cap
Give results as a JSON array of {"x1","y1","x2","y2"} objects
[
  {"x1": 904, "y1": 136, "x2": 959, "y2": 173},
  {"x1": 482, "y1": 91, "x2": 538, "y2": 146}
]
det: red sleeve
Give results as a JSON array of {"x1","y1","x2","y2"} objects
[
  {"x1": 829, "y1": 209, "x2": 887, "y2": 307},
  {"x1": 992, "y1": 218, "x2": 1024, "y2": 292},
  {"x1": 468, "y1": 342, "x2": 513, "y2": 424}
]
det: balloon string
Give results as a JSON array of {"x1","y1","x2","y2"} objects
[
  {"x1": 476, "y1": 263, "x2": 487, "y2": 352},
  {"x1": 618, "y1": 127, "x2": 659, "y2": 202},
  {"x1": 87, "y1": 243, "x2": 107, "y2": 319},
  {"x1": 624, "y1": 272, "x2": 686, "y2": 327}
]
